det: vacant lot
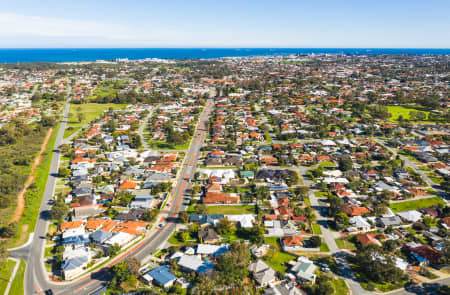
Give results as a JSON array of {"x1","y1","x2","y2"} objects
[
  {"x1": 387, "y1": 106, "x2": 430, "y2": 122},
  {"x1": 64, "y1": 103, "x2": 127, "y2": 138},
  {"x1": 390, "y1": 197, "x2": 445, "y2": 212},
  {"x1": 206, "y1": 205, "x2": 256, "y2": 215}
]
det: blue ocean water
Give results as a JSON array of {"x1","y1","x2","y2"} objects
[{"x1": 0, "y1": 48, "x2": 449, "y2": 63}]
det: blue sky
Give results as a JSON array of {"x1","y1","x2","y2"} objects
[{"x1": 0, "y1": 0, "x2": 449, "y2": 48}]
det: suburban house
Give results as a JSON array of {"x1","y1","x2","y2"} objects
[{"x1": 248, "y1": 260, "x2": 277, "y2": 287}]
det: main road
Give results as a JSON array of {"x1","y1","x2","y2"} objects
[{"x1": 10, "y1": 94, "x2": 213, "y2": 295}]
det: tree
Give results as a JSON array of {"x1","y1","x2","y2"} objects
[
  {"x1": 354, "y1": 244, "x2": 406, "y2": 284},
  {"x1": 328, "y1": 195, "x2": 345, "y2": 218},
  {"x1": 195, "y1": 204, "x2": 208, "y2": 214},
  {"x1": 58, "y1": 167, "x2": 70, "y2": 178},
  {"x1": 310, "y1": 236, "x2": 322, "y2": 248},
  {"x1": 142, "y1": 209, "x2": 158, "y2": 222},
  {"x1": 338, "y1": 158, "x2": 353, "y2": 171},
  {"x1": 335, "y1": 213, "x2": 349, "y2": 226},
  {"x1": 50, "y1": 201, "x2": 69, "y2": 220},
  {"x1": 236, "y1": 225, "x2": 264, "y2": 244},
  {"x1": 40, "y1": 115, "x2": 56, "y2": 127},
  {"x1": 125, "y1": 257, "x2": 140, "y2": 277},
  {"x1": 179, "y1": 211, "x2": 189, "y2": 223},
  {"x1": 216, "y1": 217, "x2": 235, "y2": 235},
  {"x1": 216, "y1": 242, "x2": 250, "y2": 286},
  {"x1": 77, "y1": 112, "x2": 85, "y2": 123},
  {"x1": 109, "y1": 260, "x2": 137, "y2": 290},
  {"x1": 106, "y1": 243, "x2": 121, "y2": 257},
  {"x1": 0, "y1": 222, "x2": 17, "y2": 238},
  {"x1": 304, "y1": 273, "x2": 334, "y2": 295}
]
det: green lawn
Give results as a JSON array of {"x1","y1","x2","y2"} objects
[
  {"x1": 63, "y1": 103, "x2": 128, "y2": 138},
  {"x1": 264, "y1": 237, "x2": 280, "y2": 249},
  {"x1": 0, "y1": 259, "x2": 17, "y2": 294},
  {"x1": 387, "y1": 106, "x2": 431, "y2": 122},
  {"x1": 9, "y1": 259, "x2": 25, "y2": 295},
  {"x1": 264, "y1": 130, "x2": 272, "y2": 143},
  {"x1": 390, "y1": 197, "x2": 445, "y2": 212},
  {"x1": 319, "y1": 161, "x2": 336, "y2": 167},
  {"x1": 312, "y1": 223, "x2": 322, "y2": 235},
  {"x1": 320, "y1": 241, "x2": 330, "y2": 252},
  {"x1": 263, "y1": 251, "x2": 296, "y2": 274},
  {"x1": 168, "y1": 231, "x2": 197, "y2": 245},
  {"x1": 332, "y1": 278, "x2": 350, "y2": 295},
  {"x1": 206, "y1": 205, "x2": 256, "y2": 215},
  {"x1": 335, "y1": 238, "x2": 357, "y2": 250}
]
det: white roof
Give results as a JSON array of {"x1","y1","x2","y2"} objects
[
  {"x1": 321, "y1": 139, "x2": 336, "y2": 146},
  {"x1": 62, "y1": 227, "x2": 85, "y2": 238},
  {"x1": 323, "y1": 170, "x2": 342, "y2": 177},
  {"x1": 323, "y1": 177, "x2": 349, "y2": 184},
  {"x1": 349, "y1": 216, "x2": 370, "y2": 228},
  {"x1": 225, "y1": 214, "x2": 255, "y2": 228},
  {"x1": 397, "y1": 210, "x2": 422, "y2": 222},
  {"x1": 104, "y1": 231, "x2": 134, "y2": 246},
  {"x1": 63, "y1": 247, "x2": 91, "y2": 260}
]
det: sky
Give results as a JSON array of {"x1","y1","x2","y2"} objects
[{"x1": 0, "y1": 0, "x2": 449, "y2": 48}]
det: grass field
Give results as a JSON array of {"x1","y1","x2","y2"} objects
[
  {"x1": 0, "y1": 259, "x2": 17, "y2": 294},
  {"x1": 206, "y1": 205, "x2": 256, "y2": 215},
  {"x1": 335, "y1": 238, "x2": 357, "y2": 250},
  {"x1": 63, "y1": 103, "x2": 128, "y2": 138},
  {"x1": 9, "y1": 259, "x2": 25, "y2": 295},
  {"x1": 390, "y1": 197, "x2": 445, "y2": 212},
  {"x1": 332, "y1": 278, "x2": 350, "y2": 295},
  {"x1": 387, "y1": 106, "x2": 430, "y2": 122}
]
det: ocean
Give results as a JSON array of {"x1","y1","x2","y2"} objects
[{"x1": 0, "y1": 48, "x2": 449, "y2": 63}]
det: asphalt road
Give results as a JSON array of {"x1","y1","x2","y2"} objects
[{"x1": 10, "y1": 98, "x2": 213, "y2": 295}]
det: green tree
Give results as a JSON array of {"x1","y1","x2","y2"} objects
[
  {"x1": 216, "y1": 217, "x2": 235, "y2": 235},
  {"x1": 179, "y1": 211, "x2": 189, "y2": 223},
  {"x1": 50, "y1": 201, "x2": 69, "y2": 220},
  {"x1": 338, "y1": 158, "x2": 353, "y2": 171},
  {"x1": 355, "y1": 244, "x2": 406, "y2": 284},
  {"x1": 106, "y1": 243, "x2": 121, "y2": 257},
  {"x1": 310, "y1": 236, "x2": 322, "y2": 248}
]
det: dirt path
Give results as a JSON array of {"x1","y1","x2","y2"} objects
[{"x1": 9, "y1": 127, "x2": 53, "y2": 224}]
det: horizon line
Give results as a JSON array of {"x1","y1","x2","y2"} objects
[{"x1": 0, "y1": 47, "x2": 450, "y2": 50}]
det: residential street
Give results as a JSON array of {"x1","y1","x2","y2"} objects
[{"x1": 9, "y1": 98, "x2": 213, "y2": 295}]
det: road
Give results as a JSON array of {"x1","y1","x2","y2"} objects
[
  {"x1": 297, "y1": 165, "x2": 449, "y2": 295},
  {"x1": 10, "y1": 96, "x2": 213, "y2": 295},
  {"x1": 9, "y1": 81, "x2": 72, "y2": 294}
]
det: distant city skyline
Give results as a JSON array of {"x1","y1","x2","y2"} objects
[{"x1": 0, "y1": 0, "x2": 449, "y2": 48}]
